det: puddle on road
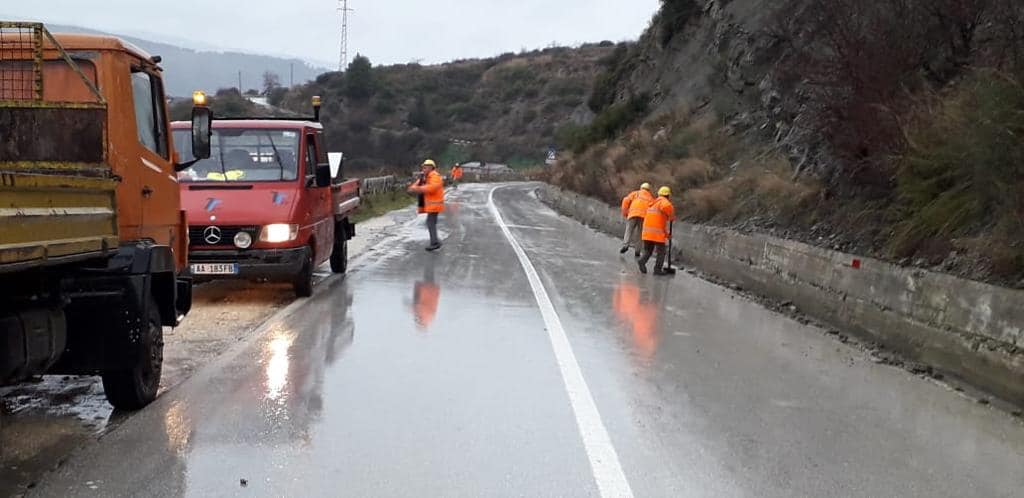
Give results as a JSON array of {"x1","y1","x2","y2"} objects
[{"x1": 1, "y1": 376, "x2": 115, "y2": 495}]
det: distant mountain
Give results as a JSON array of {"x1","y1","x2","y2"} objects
[{"x1": 44, "y1": 23, "x2": 330, "y2": 97}]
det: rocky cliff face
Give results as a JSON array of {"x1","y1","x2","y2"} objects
[
  {"x1": 554, "y1": 0, "x2": 1024, "y2": 286},
  {"x1": 605, "y1": 0, "x2": 821, "y2": 173}
]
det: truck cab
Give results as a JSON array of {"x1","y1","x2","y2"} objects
[{"x1": 172, "y1": 105, "x2": 358, "y2": 297}]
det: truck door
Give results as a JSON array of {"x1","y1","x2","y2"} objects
[
  {"x1": 128, "y1": 65, "x2": 180, "y2": 254},
  {"x1": 304, "y1": 131, "x2": 334, "y2": 264}
]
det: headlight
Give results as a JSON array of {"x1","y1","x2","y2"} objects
[
  {"x1": 234, "y1": 231, "x2": 253, "y2": 249},
  {"x1": 260, "y1": 224, "x2": 299, "y2": 243}
]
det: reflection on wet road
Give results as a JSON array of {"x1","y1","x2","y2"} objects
[{"x1": 29, "y1": 183, "x2": 1024, "y2": 497}]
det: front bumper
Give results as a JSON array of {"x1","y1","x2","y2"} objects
[{"x1": 187, "y1": 247, "x2": 307, "y2": 281}]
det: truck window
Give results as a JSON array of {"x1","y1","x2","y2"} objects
[
  {"x1": 0, "y1": 60, "x2": 98, "y2": 102},
  {"x1": 130, "y1": 69, "x2": 168, "y2": 159},
  {"x1": 315, "y1": 132, "x2": 329, "y2": 164},
  {"x1": 305, "y1": 134, "x2": 318, "y2": 177}
]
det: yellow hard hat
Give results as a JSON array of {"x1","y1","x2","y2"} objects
[
  {"x1": 422, "y1": 159, "x2": 437, "y2": 168},
  {"x1": 658, "y1": 186, "x2": 672, "y2": 196},
  {"x1": 640, "y1": 183, "x2": 651, "y2": 190}
]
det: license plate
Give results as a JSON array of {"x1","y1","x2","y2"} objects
[{"x1": 191, "y1": 263, "x2": 239, "y2": 275}]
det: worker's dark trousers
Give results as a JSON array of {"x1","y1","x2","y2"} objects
[
  {"x1": 639, "y1": 241, "x2": 666, "y2": 270},
  {"x1": 426, "y1": 212, "x2": 440, "y2": 245}
]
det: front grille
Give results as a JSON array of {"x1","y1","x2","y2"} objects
[{"x1": 188, "y1": 225, "x2": 258, "y2": 247}]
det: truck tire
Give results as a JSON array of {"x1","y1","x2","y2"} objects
[
  {"x1": 294, "y1": 246, "x2": 315, "y2": 298},
  {"x1": 330, "y1": 230, "x2": 348, "y2": 274},
  {"x1": 101, "y1": 297, "x2": 163, "y2": 410}
]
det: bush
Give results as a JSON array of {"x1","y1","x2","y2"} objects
[
  {"x1": 588, "y1": 44, "x2": 632, "y2": 112},
  {"x1": 892, "y1": 71, "x2": 1024, "y2": 258},
  {"x1": 546, "y1": 78, "x2": 587, "y2": 98},
  {"x1": 557, "y1": 94, "x2": 651, "y2": 153},
  {"x1": 407, "y1": 95, "x2": 442, "y2": 131},
  {"x1": 590, "y1": 94, "x2": 651, "y2": 141},
  {"x1": 447, "y1": 100, "x2": 489, "y2": 123},
  {"x1": 267, "y1": 86, "x2": 289, "y2": 107}
]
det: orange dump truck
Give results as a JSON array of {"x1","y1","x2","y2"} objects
[{"x1": 0, "y1": 23, "x2": 210, "y2": 409}]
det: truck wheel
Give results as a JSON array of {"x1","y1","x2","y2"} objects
[
  {"x1": 294, "y1": 246, "x2": 315, "y2": 298},
  {"x1": 102, "y1": 297, "x2": 163, "y2": 410},
  {"x1": 330, "y1": 236, "x2": 348, "y2": 274}
]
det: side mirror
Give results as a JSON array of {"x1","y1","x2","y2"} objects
[
  {"x1": 315, "y1": 163, "x2": 331, "y2": 188},
  {"x1": 191, "y1": 106, "x2": 212, "y2": 160}
]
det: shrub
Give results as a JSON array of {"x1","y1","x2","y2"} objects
[
  {"x1": 892, "y1": 71, "x2": 1024, "y2": 257},
  {"x1": 589, "y1": 44, "x2": 631, "y2": 112},
  {"x1": 407, "y1": 95, "x2": 435, "y2": 130},
  {"x1": 557, "y1": 94, "x2": 651, "y2": 153},
  {"x1": 447, "y1": 100, "x2": 489, "y2": 123}
]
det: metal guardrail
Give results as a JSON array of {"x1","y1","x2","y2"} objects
[
  {"x1": 360, "y1": 175, "x2": 400, "y2": 195},
  {"x1": 358, "y1": 170, "x2": 525, "y2": 196}
]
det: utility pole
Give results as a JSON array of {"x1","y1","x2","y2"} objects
[
  {"x1": 290, "y1": 63, "x2": 294, "y2": 87},
  {"x1": 237, "y1": 70, "x2": 242, "y2": 92},
  {"x1": 338, "y1": 0, "x2": 353, "y2": 71}
]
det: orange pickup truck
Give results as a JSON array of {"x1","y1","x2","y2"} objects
[{"x1": 172, "y1": 98, "x2": 359, "y2": 297}]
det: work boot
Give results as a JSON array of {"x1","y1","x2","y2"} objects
[
  {"x1": 638, "y1": 261, "x2": 648, "y2": 274},
  {"x1": 619, "y1": 245, "x2": 630, "y2": 254},
  {"x1": 426, "y1": 243, "x2": 442, "y2": 252},
  {"x1": 653, "y1": 269, "x2": 669, "y2": 276},
  {"x1": 634, "y1": 250, "x2": 641, "y2": 259}
]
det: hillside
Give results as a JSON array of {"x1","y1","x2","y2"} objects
[
  {"x1": 272, "y1": 44, "x2": 617, "y2": 174},
  {"x1": 46, "y1": 23, "x2": 328, "y2": 97},
  {"x1": 547, "y1": 0, "x2": 1024, "y2": 286}
]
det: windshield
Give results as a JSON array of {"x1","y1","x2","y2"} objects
[{"x1": 174, "y1": 128, "x2": 300, "y2": 182}]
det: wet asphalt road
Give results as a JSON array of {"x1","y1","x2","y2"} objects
[{"x1": 29, "y1": 183, "x2": 1024, "y2": 497}]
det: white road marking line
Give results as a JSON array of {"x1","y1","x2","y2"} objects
[{"x1": 488, "y1": 186, "x2": 634, "y2": 498}]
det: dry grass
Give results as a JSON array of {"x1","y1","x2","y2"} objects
[
  {"x1": 684, "y1": 183, "x2": 736, "y2": 219},
  {"x1": 552, "y1": 108, "x2": 817, "y2": 226}
]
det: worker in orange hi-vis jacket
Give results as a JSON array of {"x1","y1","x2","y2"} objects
[
  {"x1": 620, "y1": 183, "x2": 654, "y2": 257},
  {"x1": 408, "y1": 159, "x2": 445, "y2": 251},
  {"x1": 450, "y1": 163, "x2": 464, "y2": 188},
  {"x1": 638, "y1": 186, "x2": 676, "y2": 276}
]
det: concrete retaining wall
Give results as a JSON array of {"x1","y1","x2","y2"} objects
[{"x1": 537, "y1": 184, "x2": 1024, "y2": 405}]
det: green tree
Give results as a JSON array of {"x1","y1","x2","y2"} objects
[{"x1": 344, "y1": 54, "x2": 376, "y2": 101}]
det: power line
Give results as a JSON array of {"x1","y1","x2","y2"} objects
[{"x1": 338, "y1": 0, "x2": 354, "y2": 71}]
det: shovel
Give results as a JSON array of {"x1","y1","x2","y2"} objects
[{"x1": 663, "y1": 221, "x2": 677, "y2": 275}]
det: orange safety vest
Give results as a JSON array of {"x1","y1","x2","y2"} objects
[
  {"x1": 642, "y1": 196, "x2": 676, "y2": 244},
  {"x1": 411, "y1": 170, "x2": 445, "y2": 214},
  {"x1": 452, "y1": 166, "x2": 463, "y2": 180},
  {"x1": 621, "y1": 189, "x2": 654, "y2": 219}
]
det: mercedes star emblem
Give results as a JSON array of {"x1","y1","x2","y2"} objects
[{"x1": 203, "y1": 226, "x2": 223, "y2": 245}]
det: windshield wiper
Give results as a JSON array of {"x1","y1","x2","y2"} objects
[
  {"x1": 263, "y1": 131, "x2": 286, "y2": 181},
  {"x1": 215, "y1": 133, "x2": 228, "y2": 182}
]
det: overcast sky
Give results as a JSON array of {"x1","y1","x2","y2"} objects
[{"x1": 3, "y1": 1, "x2": 660, "y2": 69}]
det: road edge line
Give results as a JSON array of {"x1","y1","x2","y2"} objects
[{"x1": 487, "y1": 186, "x2": 635, "y2": 498}]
